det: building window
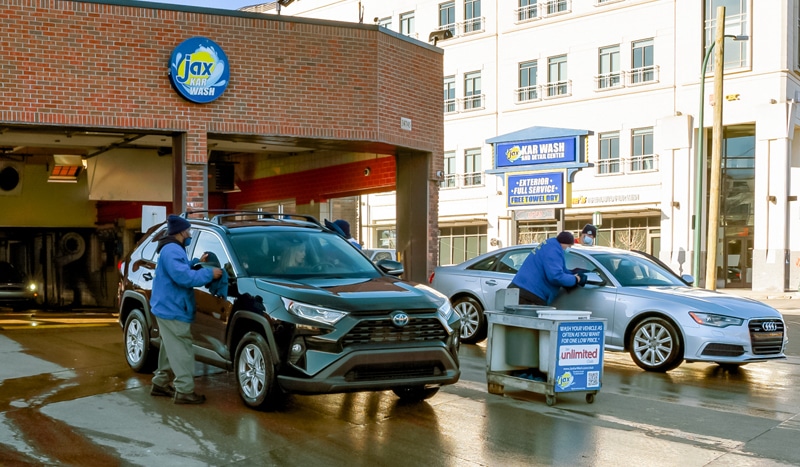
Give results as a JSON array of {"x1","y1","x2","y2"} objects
[
  {"x1": 517, "y1": 60, "x2": 538, "y2": 102},
  {"x1": 597, "y1": 45, "x2": 621, "y2": 89},
  {"x1": 438, "y1": 225, "x2": 487, "y2": 265},
  {"x1": 439, "y1": 2, "x2": 455, "y2": 36},
  {"x1": 443, "y1": 151, "x2": 456, "y2": 188},
  {"x1": 400, "y1": 11, "x2": 415, "y2": 36},
  {"x1": 630, "y1": 39, "x2": 655, "y2": 84},
  {"x1": 444, "y1": 76, "x2": 456, "y2": 113},
  {"x1": 630, "y1": 128, "x2": 655, "y2": 172},
  {"x1": 376, "y1": 228, "x2": 396, "y2": 249},
  {"x1": 378, "y1": 16, "x2": 391, "y2": 29},
  {"x1": 704, "y1": 0, "x2": 749, "y2": 71},
  {"x1": 598, "y1": 132, "x2": 620, "y2": 174},
  {"x1": 464, "y1": 71, "x2": 482, "y2": 110},
  {"x1": 464, "y1": 0, "x2": 482, "y2": 34},
  {"x1": 464, "y1": 148, "x2": 482, "y2": 186},
  {"x1": 517, "y1": 0, "x2": 538, "y2": 21},
  {"x1": 546, "y1": 55, "x2": 569, "y2": 97},
  {"x1": 544, "y1": 0, "x2": 570, "y2": 15}
]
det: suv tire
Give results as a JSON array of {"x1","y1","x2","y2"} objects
[
  {"x1": 124, "y1": 308, "x2": 157, "y2": 373},
  {"x1": 235, "y1": 331, "x2": 280, "y2": 410}
]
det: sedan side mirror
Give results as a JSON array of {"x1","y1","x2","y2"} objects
[
  {"x1": 681, "y1": 274, "x2": 694, "y2": 286},
  {"x1": 377, "y1": 259, "x2": 404, "y2": 277},
  {"x1": 585, "y1": 272, "x2": 605, "y2": 286}
]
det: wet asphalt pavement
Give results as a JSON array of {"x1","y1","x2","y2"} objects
[{"x1": 1, "y1": 295, "x2": 800, "y2": 466}]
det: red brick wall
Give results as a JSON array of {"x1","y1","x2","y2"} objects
[{"x1": 0, "y1": 1, "x2": 441, "y2": 204}]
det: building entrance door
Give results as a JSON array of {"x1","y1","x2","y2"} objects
[{"x1": 724, "y1": 236, "x2": 752, "y2": 288}]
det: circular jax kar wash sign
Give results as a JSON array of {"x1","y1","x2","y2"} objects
[{"x1": 169, "y1": 37, "x2": 229, "y2": 103}]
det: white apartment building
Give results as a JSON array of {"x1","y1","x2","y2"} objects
[{"x1": 268, "y1": 0, "x2": 800, "y2": 293}]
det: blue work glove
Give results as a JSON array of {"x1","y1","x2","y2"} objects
[{"x1": 577, "y1": 272, "x2": 588, "y2": 287}]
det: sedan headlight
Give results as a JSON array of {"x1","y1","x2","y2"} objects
[
  {"x1": 27, "y1": 283, "x2": 37, "y2": 292},
  {"x1": 282, "y1": 298, "x2": 347, "y2": 325},
  {"x1": 689, "y1": 312, "x2": 743, "y2": 328}
]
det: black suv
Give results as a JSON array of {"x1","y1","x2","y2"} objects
[{"x1": 118, "y1": 212, "x2": 461, "y2": 409}]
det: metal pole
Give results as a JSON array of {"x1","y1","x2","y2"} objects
[
  {"x1": 704, "y1": 6, "x2": 726, "y2": 291},
  {"x1": 692, "y1": 44, "x2": 715, "y2": 284}
]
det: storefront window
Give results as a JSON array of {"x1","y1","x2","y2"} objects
[{"x1": 438, "y1": 225, "x2": 487, "y2": 265}]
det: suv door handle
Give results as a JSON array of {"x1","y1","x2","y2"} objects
[
  {"x1": 485, "y1": 279, "x2": 497, "y2": 286},
  {"x1": 143, "y1": 272, "x2": 153, "y2": 281}
]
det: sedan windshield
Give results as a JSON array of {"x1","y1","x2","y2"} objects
[{"x1": 592, "y1": 253, "x2": 685, "y2": 287}]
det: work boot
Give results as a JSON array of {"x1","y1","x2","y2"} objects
[
  {"x1": 150, "y1": 383, "x2": 175, "y2": 398},
  {"x1": 174, "y1": 391, "x2": 206, "y2": 405}
]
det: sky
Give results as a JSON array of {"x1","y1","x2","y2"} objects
[{"x1": 137, "y1": 0, "x2": 264, "y2": 10}]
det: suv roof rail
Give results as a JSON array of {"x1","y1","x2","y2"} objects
[{"x1": 182, "y1": 210, "x2": 322, "y2": 226}]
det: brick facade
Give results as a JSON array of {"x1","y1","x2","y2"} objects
[{"x1": 0, "y1": 0, "x2": 443, "y2": 279}]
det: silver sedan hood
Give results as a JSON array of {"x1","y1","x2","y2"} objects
[{"x1": 618, "y1": 286, "x2": 783, "y2": 319}]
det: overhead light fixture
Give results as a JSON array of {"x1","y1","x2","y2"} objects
[
  {"x1": 428, "y1": 29, "x2": 453, "y2": 45},
  {"x1": 48, "y1": 154, "x2": 84, "y2": 183}
]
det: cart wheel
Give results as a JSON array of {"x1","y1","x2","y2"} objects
[
  {"x1": 488, "y1": 383, "x2": 504, "y2": 395},
  {"x1": 545, "y1": 395, "x2": 556, "y2": 406},
  {"x1": 586, "y1": 393, "x2": 595, "y2": 404}
]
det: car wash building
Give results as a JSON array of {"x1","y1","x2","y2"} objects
[{"x1": 0, "y1": 0, "x2": 443, "y2": 308}]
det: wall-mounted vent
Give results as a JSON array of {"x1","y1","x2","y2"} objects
[
  {"x1": 209, "y1": 162, "x2": 236, "y2": 192},
  {"x1": 0, "y1": 161, "x2": 23, "y2": 196}
]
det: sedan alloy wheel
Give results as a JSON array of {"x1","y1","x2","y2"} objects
[
  {"x1": 630, "y1": 317, "x2": 683, "y2": 372},
  {"x1": 453, "y1": 296, "x2": 487, "y2": 344}
]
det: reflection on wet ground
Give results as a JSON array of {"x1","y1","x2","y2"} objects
[{"x1": 2, "y1": 304, "x2": 800, "y2": 465}]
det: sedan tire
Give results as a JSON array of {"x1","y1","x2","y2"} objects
[
  {"x1": 123, "y1": 309, "x2": 157, "y2": 373},
  {"x1": 235, "y1": 332, "x2": 281, "y2": 410},
  {"x1": 453, "y1": 296, "x2": 487, "y2": 344},
  {"x1": 629, "y1": 316, "x2": 683, "y2": 372}
]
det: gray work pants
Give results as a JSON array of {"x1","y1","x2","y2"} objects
[{"x1": 152, "y1": 317, "x2": 196, "y2": 394}]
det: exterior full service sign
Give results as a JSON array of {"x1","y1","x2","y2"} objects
[
  {"x1": 554, "y1": 321, "x2": 604, "y2": 393},
  {"x1": 507, "y1": 172, "x2": 564, "y2": 207},
  {"x1": 169, "y1": 37, "x2": 230, "y2": 104},
  {"x1": 497, "y1": 136, "x2": 577, "y2": 209}
]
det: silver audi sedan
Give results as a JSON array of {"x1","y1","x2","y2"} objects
[{"x1": 430, "y1": 244, "x2": 787, "y2": 372}]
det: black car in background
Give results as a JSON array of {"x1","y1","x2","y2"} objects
[
  {"x1": 118, "y1": 211, "x2": 460, "y2": 410},
  {"x1": 0, "y1": 261, "x2": 36, "y2": 309}
]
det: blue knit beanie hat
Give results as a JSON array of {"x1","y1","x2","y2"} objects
[{"x1": 167, "y1": 214, "x2": 191, "y2": 235}]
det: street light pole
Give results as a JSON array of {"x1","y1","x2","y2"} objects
[
  {"x1": 691, "y1": 6, "x2": 748, "y2": 287},
  {"x1": 692, "y1": 43, "x2": 716, "y2": 284}
]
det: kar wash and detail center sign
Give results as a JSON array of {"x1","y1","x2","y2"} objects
[{"x1": 488, "y1": 128, "x2": 591, "y2": 210}]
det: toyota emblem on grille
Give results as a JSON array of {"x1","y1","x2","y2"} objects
[
  {"x1": 762, "y1": 321, "x2": 778, "y2": 332},
  {"x1": 391, "y1": 311, "x2": 410, "y2": 327}
]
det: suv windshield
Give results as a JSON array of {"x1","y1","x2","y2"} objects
[{"x1": 230, "y1": 230, "x2": 379, "y2": 279}]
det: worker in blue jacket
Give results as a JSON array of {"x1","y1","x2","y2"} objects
[
  {"x1": 150, "y1": 215, "x2": 222, "y2": 405},
  {"x1": 509, "y1": 231, "x2": 586, "y2": 306}
]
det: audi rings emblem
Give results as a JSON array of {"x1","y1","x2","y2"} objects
[
  {"x1": 762, "y1": 321, "x2": 778, "y2": 332},
  {"x1": 391, "y1": 311, "x2": 410, "y2": 328}
]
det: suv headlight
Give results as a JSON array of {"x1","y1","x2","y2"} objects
[
  {"x1": 282, "y1": 298, "x2": 347, "y2": 325},
  {"x1": 438, "y1": 300, "x2": 454, "y2": 321},
  {"x1": 689, "y1": 312, "x2": 743, "y2": 328}
]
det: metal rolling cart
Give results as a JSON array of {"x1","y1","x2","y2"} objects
[{"x1": 485, "y1": 305, "x2": 606, "y2": 406}]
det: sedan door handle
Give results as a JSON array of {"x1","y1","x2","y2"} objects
[
  {"x1": 143, "y1": 272, "x2": 153, "y2": 281},
  {"x1": 485, "y1": 280, "x2": 497, "y2": 286}
]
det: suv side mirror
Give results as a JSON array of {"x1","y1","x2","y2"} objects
[{"x1": 377, "y1": 259, "x2": 403, "y2": 277}]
